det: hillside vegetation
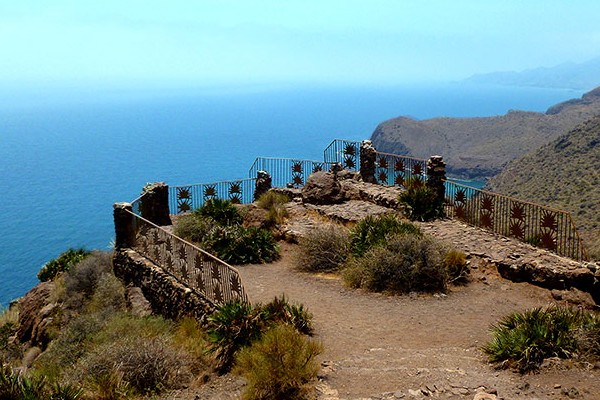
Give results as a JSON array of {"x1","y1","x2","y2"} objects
[
  {"x1": 486, "y1": 116, "x2": 600, "y2": 259},
  {"x1": 371, "y1": 86, "x2": 600, "y2": 178}
]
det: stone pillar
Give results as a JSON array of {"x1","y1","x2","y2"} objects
[
  {"x1": 139, "y1": 182, "x2": 172, "y2": 226},
  {"x1": 426, "y1": 155, "x2": 446, "y2": 201},
  {"x1": 113, "y1": 202, "x2": 136, "y2": 249},
  {"x1": 254, "y1": 170, "x2": 272, "y2": 201},
  {"x1": 360, "y1": 140, "x2": 377, "y2": 183}
]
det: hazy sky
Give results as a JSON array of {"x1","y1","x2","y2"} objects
[{"x1": 2, "y1": 1, "x2": 600, "y2": 90}]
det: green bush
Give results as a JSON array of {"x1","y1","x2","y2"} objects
[
  {"x1": 195, "y1": 198, "x2": 243, "y2": 226},
  {"x1": 343, "y1": 233, "x2": 449, "y2": 294},
  {"x1": 207, "y1": 297, "x2": 314, "y2": 373},
  {"x1": 483, "y1": 306, "x2": 586, "y2": 372},
  {"x1": 296, "y1": 225, "x2": 350, "y2": 272},
  {"x1": 235, "y1": 324, "x2": 323, "y2": 400},
  {"x1": 207, "y1": 301, "x2": 263, "y2": 373},
  {"x1": 211, "y1": 226, "x2": 280, "y2": 265},
  {"x1": 259, "y1": 296, "x2": 314, "y2": 336},
  {"x1": 38, "y1": 248, "x2": 91, "y2": 282},
  {"x1": 349, "y1": 215, "x2": 421, "y2": 257},
  {"x1": 175, "y1": 207, "x2": 280, "y2": 265},
  {"x1": 399, "y1": 185, "x2": 444, "y2": 221}
]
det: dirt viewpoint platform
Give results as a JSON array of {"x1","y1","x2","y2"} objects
[{"x1": 166, "y1": 200, "x2": 599, "y2": 400}]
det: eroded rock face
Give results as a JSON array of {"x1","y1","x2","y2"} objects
[
  {"x1": 17, "y1": 281, "x2": 56, "y2": 349},
  {"x1": 301, "y1": 171, "x2": 345, "y2": 205}
]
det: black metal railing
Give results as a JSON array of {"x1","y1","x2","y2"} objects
[
  {"x1": 445, "y1": 180, "x2": 587, "y2": 261},
  {"x1": 374, "y1": 151, "x2": 427, "y2": 186},
  {"x1": 169, "y1": 178, "x2": 256, "y2": 214},
  {"x1": 323, "y1": 139, "x2": 361, "y2": 171},
  {"x1": 248, "y1": 157, "x2": 332, "y2": 189},
  {"x1": 127, "y1": 202, "x2": 248, "y2": 306}
]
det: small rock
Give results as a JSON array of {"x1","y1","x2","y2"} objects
[
  {"x1": 554, "y1": 384, "x2": 561, "y2": 389},
  {"x1": 473, "y1": 393, "x2": 497, "y2": 400},
  {"x1": 561, "y1": 387, "x2": 580, "y2": 398},
  {"x1": 451, "y1": 388, "x2": 470, "y2": 396},
  {"x1": 408, "y1": 389, "x2": 422, "y2": 397}
]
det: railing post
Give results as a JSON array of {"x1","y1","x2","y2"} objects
[
  {"x1": 254, "y1": 170, "x2": 272, "y2": 201},
  {"x1": 426, "y1": 155, "x2": 446, "y2": 201},
  {"x1": 113, "y1": 202, "x2": 136, "y2": 249},
  {"x1": 140, "y1": 182, "x2": 172, "y2": 226},
  {"x1": 360, "y1": 140, "x2": 377, "y2": 183}
]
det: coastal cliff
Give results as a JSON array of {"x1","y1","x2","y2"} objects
[{"x1": 371, "y1": 86, "x2": 600, "y2": 178}]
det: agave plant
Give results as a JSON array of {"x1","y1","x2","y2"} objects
[{"x1": 206, "y1": 301, "x2": 262, "y2": 373}]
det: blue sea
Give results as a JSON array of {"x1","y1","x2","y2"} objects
[{"x1": 0, "y1": 82, "x2": 585, "y2": 307}]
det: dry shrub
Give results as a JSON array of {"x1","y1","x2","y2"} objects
[
  {"x1": 64, "y1": 251, "x2": 113, "y2": 300},
  {"x1": 0, "y1": 307, "x2": 21, "y2": 364},
  {"x1": 235, "y1": 324, "x2": 323, "y2": 400},
  {"x1": 87, "y1": 273, "x2": 126, "y2": 313},
  {"x1": 172, "y1": 317, "x2": 212, "y2": 373},
  {"x1": 343, "y1": 233, "x2": 449, "y2": 294},
  {"x1": 173, "y1": 214, "x2": 214, "y2": 243},
  {"x1": 256, "y1": 191, "x2": 290, "y2": 210},
  {"x1": 257, "y1": 191, "x2": 290, "y2": 227},
  {"x1": 296, "y1": 225, "x2": 350, "y2": 272},
  {"x1": 76, "y1": 335, "x2": 192, "y2": 395},
  {"x1": 444, "y1": 249, "x2": 469, "y2": 284},
  {"x1": 34, "y1": 313, "x2": 106, "y2": 381},
  {"x1": 265, "y1": 204, "x2": 288, "y2": 227},
  {"x1": 349, "y1": 215, "x2": 421, "y2": 257}
]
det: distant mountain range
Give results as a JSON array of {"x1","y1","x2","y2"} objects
[
  {"x1": 370, "y1": 86, "x2": 600, "y2": 178},
  {"x1": 465, "y1": 57, "x2": 600, "y2": 90},
  {"x1": 486, "y1": 116, "x2": 600, "y2": 259}
]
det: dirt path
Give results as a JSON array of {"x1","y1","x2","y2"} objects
[
  {"x1": 236, "y1": 242, "x2": 599, "y2": 400},
  {"x1": 165, "y1": 200, "x2": 598, "y2": 400}
]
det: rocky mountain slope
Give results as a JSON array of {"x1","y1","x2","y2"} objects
[
  {"x1": 464, "y1": 56, "x2": 600, "y2": 90},
  {"x1": 486, "y1": 116, "x2": 600, "y2": 258},
  {"x1": 371, "y1": 86, "x2": 600, "y2": 178}
]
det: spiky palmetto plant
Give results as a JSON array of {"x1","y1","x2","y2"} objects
[{"x1": 483, "y1": 306, "x2": 586, "y2": 372}]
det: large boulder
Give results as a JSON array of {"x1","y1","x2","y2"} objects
[
  {"x1": 301, "y1": 171, "x2": 345, "y2": 205},
  {"x1": 17, "y1": 281, "x2": 57, "y2": 349}
]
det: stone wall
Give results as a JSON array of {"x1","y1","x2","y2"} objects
[{"x1": 113, "y1": 249, "x2": 216, "y2": 325}]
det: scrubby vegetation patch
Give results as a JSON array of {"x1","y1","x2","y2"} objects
[
  {"x1": 484, "y1": 305, "x2": 600, "y2": 372},
  {"x1": 349, "y1": 214, "x2": 422, "y2": 257},
  {"x1": 296, "y1": 225, "x2": 350, "y2": 272},
  {"x1": 343, "y1": 234, "x2": 456, "y2": 294},
  {"x1": 37, "y1": 248, "x2": 91, "y2": 282},
  {"x1": 235, "y1": 324, "x2": 322, "y2": 400},
  {"x1": 174, "y1": 199, "x2": 280, "y2": 264},
  {"x1": 207, "y1": 296, "x2": 314, "y2": 373}
]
